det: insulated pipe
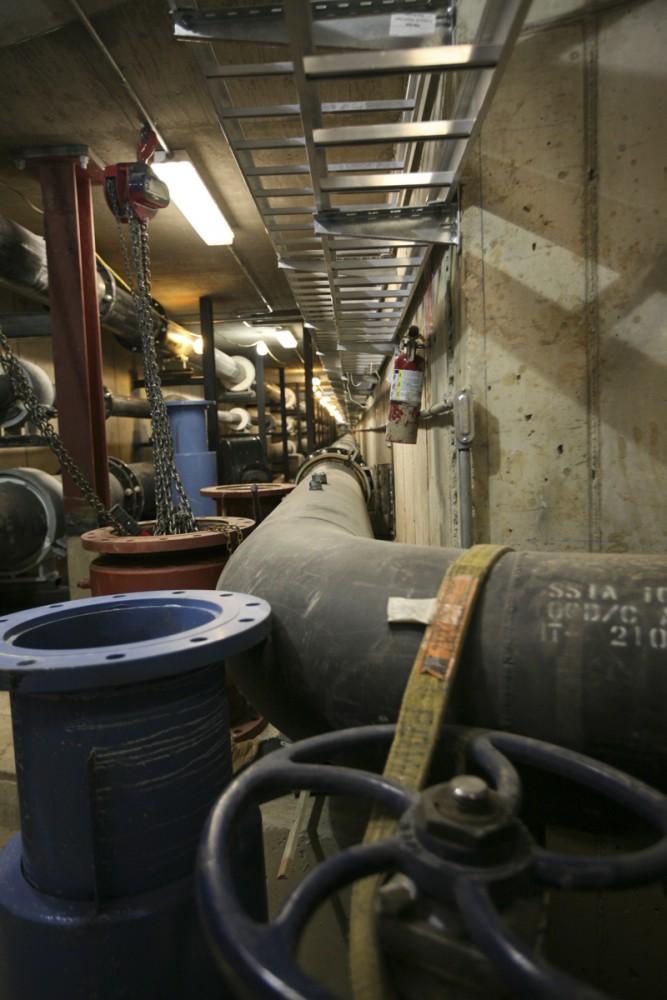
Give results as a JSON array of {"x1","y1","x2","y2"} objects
[
  {"x1": 217, "y1": 407, "x2": 252, "y2": 432},
  {"x1": 265, "y1": 383, "x2": 297, "y2": 410},
  {"x1": 267, "y1": 440, "x2": 296, "y2": 460},
  {"x1": 0, "y1": 214, "x2": 254, "y2": 391},
  {"x1": 0, "y1": 468, "x2": 64, "y2": 573},
  {"x1": 247, "y1": 408, "x2": 275, "y2": 431},
  {"x1": 0, "y1": 213, "x2": 168, "y2": 347},
  {"x1": 220, "y1": 445, "x2": 667, "y2": 786},
  {"x1": 190, "y1": 349, "x2": 255, "y2": 393},
  {"x1": 0, "y1": 461, "x2": 156, "y2": 573}
]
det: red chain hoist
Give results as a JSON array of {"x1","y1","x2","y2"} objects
[{"x1": 103, "y1": 124, "x2": 169, "y2": 223}]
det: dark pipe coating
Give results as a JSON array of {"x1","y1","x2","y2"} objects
[{"x1": 220, "y1": 454, "x2": 667, "y2": 786}]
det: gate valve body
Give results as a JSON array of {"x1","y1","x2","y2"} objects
[{"x1": 104, "y1": 125, "x2": 170, "y2": 223}]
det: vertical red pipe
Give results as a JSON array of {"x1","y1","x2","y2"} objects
[
  {"x1": 76, "y1": 168, "x2": 110, "y2": 504},
  {"x1": 39, "y1": 157, "x2": 110, "y2": 521}
]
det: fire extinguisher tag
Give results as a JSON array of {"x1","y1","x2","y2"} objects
[{"x1": 390, "y1": 368, "x2": 424, "y2": 405}]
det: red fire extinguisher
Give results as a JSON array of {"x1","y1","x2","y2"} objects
[{"x1": 385, "y1": 326, "x2": 425, "y2": 445}]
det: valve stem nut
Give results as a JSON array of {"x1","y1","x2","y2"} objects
[{"x1": 450, "y1": 775, "x2": 491, "y2": 814}]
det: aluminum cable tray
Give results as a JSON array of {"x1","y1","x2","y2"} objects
[{"x1": 170, "y1": 0, "x2": 530, "y2": 418}]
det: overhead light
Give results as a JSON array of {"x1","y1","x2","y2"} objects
[
  {"x1": 152, "y1": 151, "x2": 234, "y2": 246},
  {"x1": 312, "y1": 376, "x2": 321, "y2": 387},
  {"x1": 256, "y1": 341, "x2": 268, "y2": 356},
  {"x1": 166, "y1": 329, "x2": 201, "y2": 355}
]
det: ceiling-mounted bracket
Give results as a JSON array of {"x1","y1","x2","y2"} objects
[
  {"x1": 314, "y1": 202, "x2": 460, "y2": 246},
  {"x1": 171, "y1": 1, "x2": 454, "y2": 50}
]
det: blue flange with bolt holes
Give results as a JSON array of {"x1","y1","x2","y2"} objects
[{"x1": 0, "y1": 589, "x2": 270, "y2": 1000}]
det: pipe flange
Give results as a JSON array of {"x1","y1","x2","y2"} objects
[
  {"x1": 296, "y1": 448, "x2": 372, "y2": 504},
  {"x1": 107, "y1": 456, "x2": 144, "y2": 519},
  {"x1": 0, "y1": 590, "x2": 271, "y2": 693},
  {"x1": 0, "y1": 468, "x2": 63, "y2": 573},
  {"x1": 200, "y1": 483, "x2": 296, "y2": 502},
  {"x1": 81, "y1": 516, "x2": 254, "y2": 555}
]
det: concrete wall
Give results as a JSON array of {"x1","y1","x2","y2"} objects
[{"x1": 360, "y1": 0, "x2": 667, "y2": 555}]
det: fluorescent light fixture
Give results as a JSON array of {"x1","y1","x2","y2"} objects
[
  {"x1": 275, "y1": 329, "x2": 298, "y2": 349},
  {"x1": 256, "y1": 341, "x2": 268, "y2": 356},
  {"x1": 152, "y1": 152, "x2": 234, "y2": 246}
]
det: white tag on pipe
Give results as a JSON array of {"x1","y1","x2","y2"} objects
[{"x1": 387, "y1": 597, "x2": 437, "y2": 625}]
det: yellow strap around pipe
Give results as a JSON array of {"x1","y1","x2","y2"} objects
[{"x1": 349, "y1": 544, "x2": 511, "y2": 1000}]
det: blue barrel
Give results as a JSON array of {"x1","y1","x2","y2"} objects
[
  {"x1": 166, "y1": 400, "x2": 217, "y2": 516},
  {"x1": 0, "y1": 590, "x2": 271, "y2": 999}
]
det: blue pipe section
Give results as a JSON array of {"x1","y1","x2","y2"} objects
[
  {"x1": 0, "y1": 590, "x2": 271, "y2": 999},
  {"x1": 166, "y1": 400, "x2": 217, "y2": 516}
]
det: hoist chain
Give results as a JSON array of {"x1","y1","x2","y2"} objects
[
  {"x1": 0, "y1": 327, "x2": 246, "y2": 550},
  {"x1": 122, "y1": 213, "x2": 198, "y2": 535},
  {"x1": 0, "y1": 328, "x2": 129, "y2": 534}
]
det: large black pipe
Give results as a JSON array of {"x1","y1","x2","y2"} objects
[
  {"x1": 0, "y1": 460, "x2": 155, "y2": 573},
  {"x1": 220, "y1": 448, "x2": 667, "y2": 785},
  {"x1": 0, "y1": 214, "x2": 166, "y2": 346},
  {"x1": 0, "y1": 214, "x2": 258, "y2": 393}
]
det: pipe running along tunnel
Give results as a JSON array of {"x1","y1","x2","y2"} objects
[{"x1": 220, "y1": 436, "x2": 667, "y2": 787}]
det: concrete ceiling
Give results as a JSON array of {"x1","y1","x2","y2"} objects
[
  {"x1": 0, "y1": 0, "x2": 298, "y2": 321},
  {"x1": 0, "y1": 0, "x2": 406, "y2": 372}
]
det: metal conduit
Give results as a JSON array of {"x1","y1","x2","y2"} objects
[{"x1": 220, "y1": 438, "x2": 667, "y2": 786}]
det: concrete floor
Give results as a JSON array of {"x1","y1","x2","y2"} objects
[{"x1": 262, "y1": 794, "x2": 351, "y2": 997}]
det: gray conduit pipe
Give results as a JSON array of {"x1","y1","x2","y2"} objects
[{"x1": 220, "y1": 440, "x2": 667, "y2": 786}]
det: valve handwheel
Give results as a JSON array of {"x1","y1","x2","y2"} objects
[{"x1": 198, "y1": 725, "x2": 667, "y2": 1000}]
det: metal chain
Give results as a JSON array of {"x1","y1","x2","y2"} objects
[
  {"x1": 0, "y1": 328, "x2": 127, "y2": 533},
  {"x1": 125, "y1": 213, "x2": 198, "y2": 535},
  {"x1": 0, "y1": 328, "x2": 246, "y2": 547},
  {"x1": 1, "y1": 201, "x2": 203, "y2": 539}
]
